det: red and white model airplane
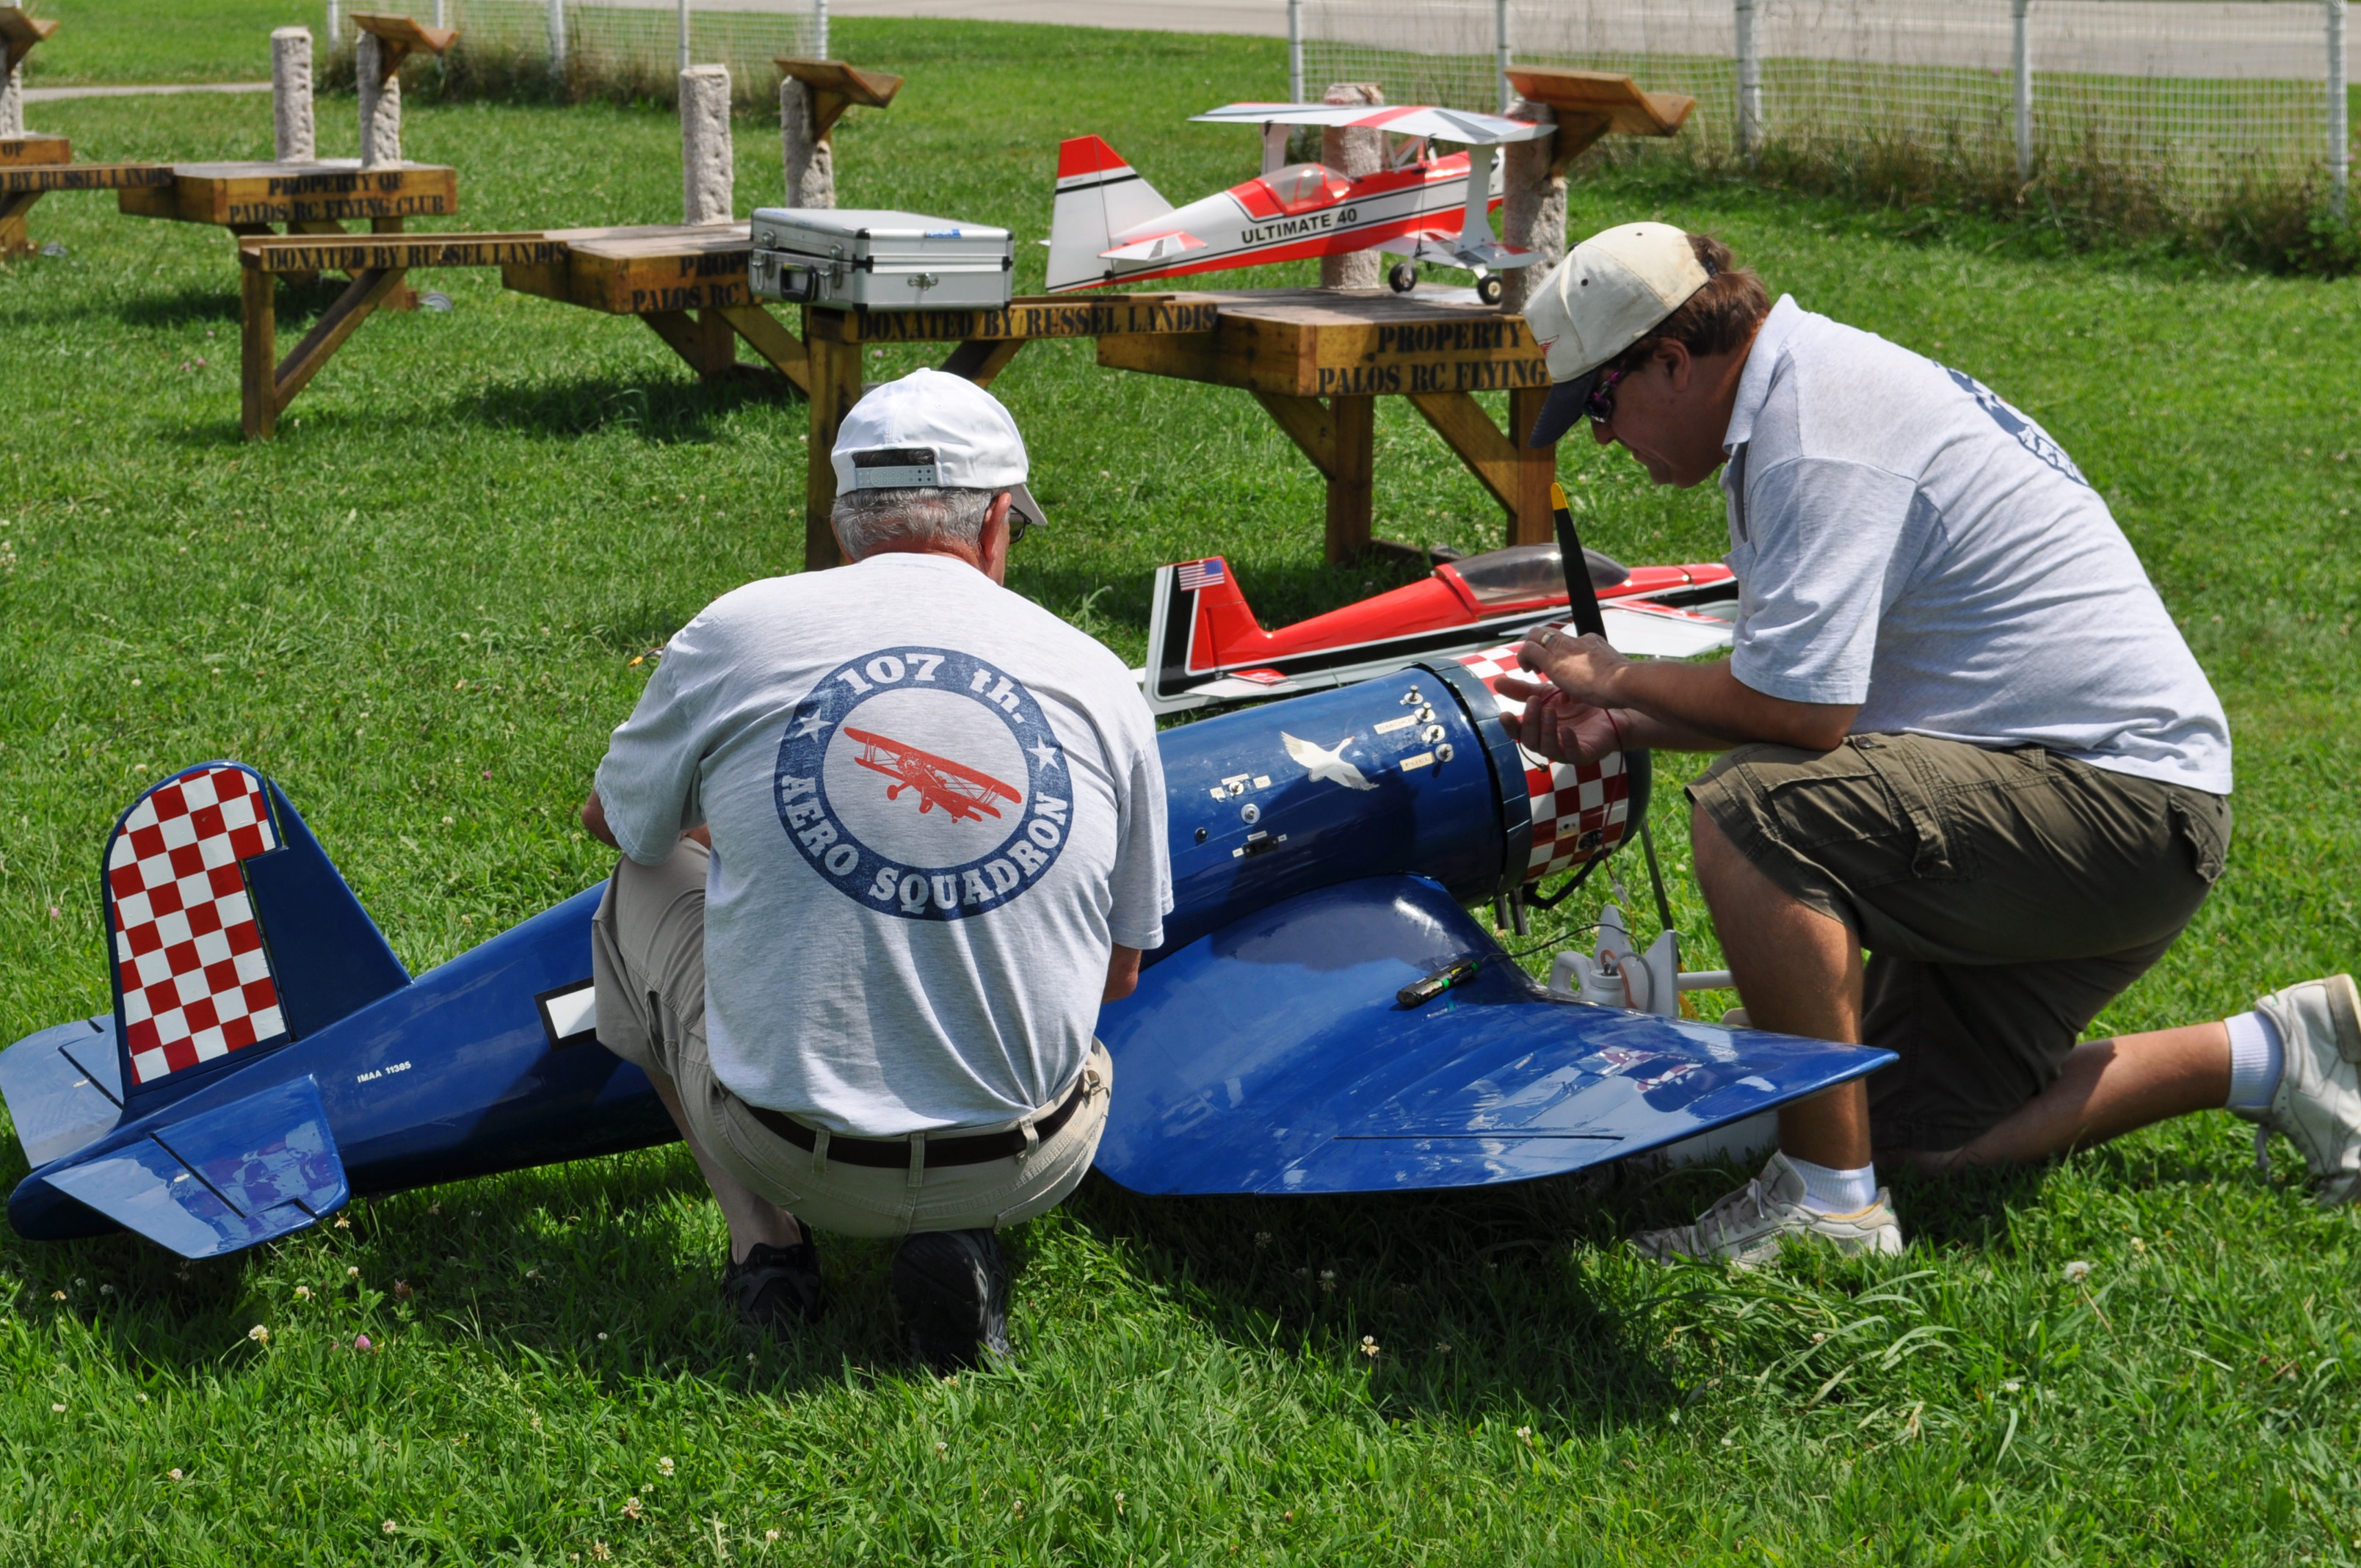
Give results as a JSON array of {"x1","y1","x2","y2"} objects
[
  {"x1": 1046, "y1": 102, "x2": 1552, "y2": 300},
  {"x1": 1141, "y1": 544, "x2": 1739, "y2": 714}
]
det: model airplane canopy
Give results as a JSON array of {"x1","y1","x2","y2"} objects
[{"x1": 1189, "y1": 102, "x2": 1554, "y2": 146}]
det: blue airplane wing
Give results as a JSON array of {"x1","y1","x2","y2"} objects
[
  {"x1": 41, "y1": 1075, "x2": 348, "y2": 1258},
  {"x1": 1093, "y1": 875, "x2": 1893, "y2": 1196},
  {"x1": 0, "y1": 1015, "x2": 125, "y2": 1169}
]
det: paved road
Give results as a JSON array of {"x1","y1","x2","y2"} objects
[
  {"x1": 25, "y1": 81, "x2": 270, "y2": 103},
  {"x1": 824, "y1": 0, "x2": 1286, "y2": 35}
]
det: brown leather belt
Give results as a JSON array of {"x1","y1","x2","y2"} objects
[{"x1": 747, "y1": 1072, "x2": 1089, "y2": 1170}]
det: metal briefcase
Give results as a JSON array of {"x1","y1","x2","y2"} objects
[{"x1": 747, "y1": 208, "x2": 1014, "y2": 311}]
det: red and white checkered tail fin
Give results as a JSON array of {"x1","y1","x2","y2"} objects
[
  {"x1": 104, "y1": 764, "x2": 409, "y2": 1106},
  {"x1": 1046, "y1": 134, "x2": 1173, "y2": 292}
]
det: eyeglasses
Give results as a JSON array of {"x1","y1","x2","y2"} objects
[
  {"x1": 1007, "y1": 512, "x2": 1032, "y2": 547},
  {"x1": 1584, "y1": 369, "x2": 1627, "y2": 429}
]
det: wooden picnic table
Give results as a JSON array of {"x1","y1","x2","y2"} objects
[
  {"x1": 125, "y1": 159, "x2": 460, "y2": 307},
  {"x1": 236, "y1": 227, "x2": 1563, "y2": 576},
  {"x1": 844, "y1": 287, "x2": 1562, "y2": 567},
  {"x1": 0, "y1": 136, "x2": 173, "y2": 258}
]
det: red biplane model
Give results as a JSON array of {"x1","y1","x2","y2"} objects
[{"x1": 844, "y1": 727, "x2": 1023, "y2": 824}]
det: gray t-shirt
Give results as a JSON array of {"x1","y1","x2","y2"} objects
[
  {"x1": 595, "y1": 552, "x2": 1172, "y2": 1135},
  {"x1": 1721, "y1": 296, "x2": 2232, "y2": 794}
]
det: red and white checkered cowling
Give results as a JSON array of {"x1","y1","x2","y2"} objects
[
  {"x1": 1453, "y1": 643, "x2": 1633, "y2": 884},
  {"x1": 105, "y1": 764, "x2": 286, "y2": 1087}
]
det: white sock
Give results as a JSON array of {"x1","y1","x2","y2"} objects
[
  {"x1": 2224, "y1": 1008, "x2": 2285, "y2": 1112},
  {"x1": 1786, "y1": 1154, "x2": 1878, "y2": 1214}
]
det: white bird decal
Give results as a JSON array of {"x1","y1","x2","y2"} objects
[{"x1": 1281, "y1": 732, "x2": 1376, "y2": 791}]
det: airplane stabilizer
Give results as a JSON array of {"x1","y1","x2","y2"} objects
[
  {"x1": 102, "y1": 763, "x2": 410, "y2": 1117},
  {"x1": 1094, "y1": 876, "x2": 1891, "y2": 1196},
  {"x1": 0, "y1": 1015, "x2": 124, "y2": 1169},
  {"x1": 42, "y1": 1075, "x2": 348, "y2": 1258},
  {"x1": 1046, "y1": 135, "x2": 1175, "y2": 292}
]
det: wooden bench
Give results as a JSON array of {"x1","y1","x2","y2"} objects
[
  {"x1": 239, "y1": 231, "x2": 566, "y2": 437},
  {"x1": 0, "y1": 7, "x2": 173, "y2": 261},
  {"x1": 1, "y1": 138, "x2": 173, "y2": 258},
  {"x1": 846, "y1": 288, "x2": 1564, "y2": 567}
]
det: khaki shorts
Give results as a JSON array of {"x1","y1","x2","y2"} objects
[
  {"x1": 1689, "y1": 733, "x2": 2231, "y2": 1153},
  {"x1": 588, "y1": 841, "x2": 1111, "y2": 1239}
]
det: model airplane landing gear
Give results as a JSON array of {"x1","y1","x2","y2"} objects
[
  {"x1": 1476, "y1": 271, "x2": 1504, "y2": 305},
  {"x1": 1388, "y1": 261, "x2": 1418, "y2": 294}
]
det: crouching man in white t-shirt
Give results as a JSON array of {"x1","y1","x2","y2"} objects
[
  {"x1": 579, "y1": 369, "x2": 1172, "y2": 1368},
  {"x1": 1501, "y1": 225, "x2": 2360, "y2": 1266}
]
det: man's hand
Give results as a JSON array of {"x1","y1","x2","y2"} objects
[
  {"x1": 1499, "y1": 685, "x2": 1626, "y2": 765},
  {"x1": 1512, "y1": 626, "x2": 1630, "y2": 708},
  {"x1": 1495, "y1": 636, "x2": 1861, "y2": 758}
]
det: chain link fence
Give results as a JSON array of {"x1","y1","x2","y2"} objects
[
  {"x1": 324, "y1": 0, "x2": 822, "y2": 106},
  {"x1": 1302, "y1": 1, "x2": 2354, "y2": 226}
]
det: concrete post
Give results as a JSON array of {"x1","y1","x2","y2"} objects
[
  {"x1": 548, "y1": 0, "x2": 567, "y2": 81},
  {"x1": 327, "y1": 0, "x2": 343, "y2": 46},
  {"x1": 1288, "y1": 0, "x2": 1303, "y2": 101},
  {"x1": 0, "y1": 60, "x2": 22, "y2": 139},
  {"x1": 358, "y1": 34, "x2": 402, "y2": 168},
  {"x1": 681, "y1": 65, "x2": 735, "y2": 225},
  {"x1": 2012, "y1": 0, "x2": 2034, "y2": 184},
  {"x1": 1495, "y1": 0, "x2": 1512, "y2": 112},
  {"x1": 272, "y1": 28, "x2": 316, "y2": 163},
  {"x1": 781, "y1": 76, "x2": 835, "y2": 208},
  {"x1": 2332, "y1": 0, "x2": 2349, "y2": 219},
  {"x1": 1734, "y1": 0, "x2": 1763, "y2": 160},
  {"x1": 1319, "y1": 82, "x2": 1385, "y2": 291},
  {"x1": 1498, "y1": 100, "x2": 1563, "y2": 316}
]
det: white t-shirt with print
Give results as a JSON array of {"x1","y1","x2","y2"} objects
[
  {"x1": 595, "y1": 552, "x2": 1172, "y2": 1136},
  {"x1": 1718, "y1": 295, "x2": 2232, "y2": 794}
]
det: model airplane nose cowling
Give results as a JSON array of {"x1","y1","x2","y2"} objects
[{"x1": 1155, "y1": 660, "x2": 1537, "y2": 957}]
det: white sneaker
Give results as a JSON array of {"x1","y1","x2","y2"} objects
[
  {"x1": 2241, "y1": 973, "x2": 2361, "y2": 1206},
  {"x1": 1629, "y1": 1150, "x2": 1904, "y2": 1266}
]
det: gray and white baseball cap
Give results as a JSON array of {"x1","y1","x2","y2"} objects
[
  {"x1": 830, "y1": 367, "x2": 1047, "y2": 532},
  {"x1": 1523, "y1": 223, "x2": 1715, "y2": 449}
]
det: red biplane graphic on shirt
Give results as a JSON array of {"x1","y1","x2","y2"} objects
[{"x1": 843, "y1": 727, "x2": 1023, "y2": 824}]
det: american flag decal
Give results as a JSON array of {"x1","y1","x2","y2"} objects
[{"x1": 1175, "y1": 559, "x2": 1225, "y2": 592}]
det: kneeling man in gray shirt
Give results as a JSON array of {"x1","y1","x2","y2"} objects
[
  {"x1": 1504, "y1": 224, "x2": 2358, "y2": 1265},
  {"x1": 581, "y1": 369, "x2": 1172, "y2": 1366}
]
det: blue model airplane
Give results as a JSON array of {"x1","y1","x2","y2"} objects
[{"x1": 2, "y1": 658, "x2": 1891, "y2": 1258}]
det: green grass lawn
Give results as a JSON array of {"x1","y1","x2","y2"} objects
[{"x1": 4, "y1": 15, "x2": 2361, "y2": 1565}]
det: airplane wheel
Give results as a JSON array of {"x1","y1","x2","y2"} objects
[
  {"x1": 1477, "y1": 275, "x2": 1504, "y2": 305},
  {"x1": 1387, "y1": 261, "x2": 1418, "y2": 294}
]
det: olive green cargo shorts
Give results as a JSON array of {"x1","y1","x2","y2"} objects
[{"x1": 1689, "y1": 733, "x2": 2231, "y2": 1153}]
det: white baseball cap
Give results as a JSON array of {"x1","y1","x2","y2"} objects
[
  {"x1": 1523, "y1": 223, "x2": 1715, "y2": 448},
  {"x1": 830, "y1": 367, "x2": 1047, "y2": 531}
]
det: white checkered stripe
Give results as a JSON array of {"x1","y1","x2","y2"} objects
[
  {"x1": 106, "y1": 766, "x2": 285, "y2": 1086},
  {"x1": 1452, "y1": 643, "x2": 1633, "y2": 882}
]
